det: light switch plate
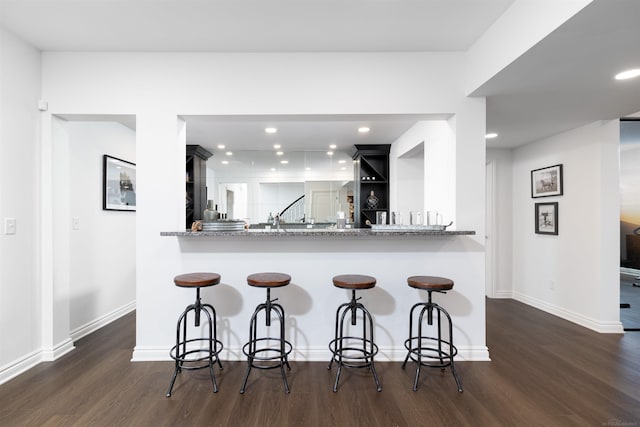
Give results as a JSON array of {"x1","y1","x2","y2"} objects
[
  {"x1": 4, "y1": 218, "x2": 16, "y2": 235},
  {"x1": 72, "y1": 217, "x2": 80, "y2": 230}
]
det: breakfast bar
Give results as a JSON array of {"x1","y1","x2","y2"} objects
[{"x1": 142, "y1": 228, "x2": 489, "y2": 364}]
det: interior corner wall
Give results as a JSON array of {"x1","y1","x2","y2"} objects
[
  {"x1": 486, "y1": 148, "x2": 513, "y2": 298},
  {"x1": 0, "y1": 26, "x2": 42, "y2": 381},
  {"x1": 511, "y1": 120, "x2": 623, "y2": 333},
  {"x1": 67, "y1": 121, "x2": 136, "y2": 336}
]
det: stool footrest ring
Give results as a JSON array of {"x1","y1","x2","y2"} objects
[
  {"x1": 242, "y1": 337, "x2": 292, "y2": 368},
  {"x1": 403, "y1": 337, "x2": 457, "y2": 368}
]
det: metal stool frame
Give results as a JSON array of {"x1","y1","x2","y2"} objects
[
  {"x1": 166, "y1": 286, "x2": 224, "y2": 397},
  {"x1": 240, "y1": 287, "x2": 292, "y2": 394},
  {"x1": 328, "y1": 289, "x2": 382, "y2": 392},
  {"x1": 402, "y1": 289, "x2": 463, "y2": 392}
]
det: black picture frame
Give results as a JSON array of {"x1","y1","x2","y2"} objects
[
  {"x1": 103, "y1": 155, "x2": 136, "y2": 211},
  {"x1": 531, "y1": 164, "x2": 563, "y2": 198},
  {"x1": 535, "y1": 202, "x2": 558, "y2": 235}
]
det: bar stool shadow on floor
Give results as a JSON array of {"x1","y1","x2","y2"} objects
[
  {"x1": 240, "y1": 272, "x2": 293, "y2": 394},
  {"x1": 402, "y1": 275, "x2": 463, "y2": 392},
  {"x1": 166, "y1": 272, "x2": 224, "y2": 397},
  {"x1": 328, "y1": 274, "x2": 382, "y2": 392}
]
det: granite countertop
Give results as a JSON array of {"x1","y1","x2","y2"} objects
[{"x1": 161, "y1": 228, "x2": 475, "y2": 237}]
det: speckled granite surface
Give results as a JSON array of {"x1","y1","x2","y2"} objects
[{"x1": 161, "y1": 228, "x2": 475, "y2": 237}]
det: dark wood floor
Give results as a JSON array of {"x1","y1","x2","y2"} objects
[{"x1": 1, "y1": 298, "x2": 639, "y2": 426}]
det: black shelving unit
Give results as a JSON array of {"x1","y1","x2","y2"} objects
[
  {"x1": 353, "y1": 144, "x2": 390, "y2": 228},
  {"x1": 186, "y1": 145, "x2": 212, "y2": 229}
]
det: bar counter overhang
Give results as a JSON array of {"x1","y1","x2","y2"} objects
[{"x1": 132, "y1": 229, "x2": 490, "y2": 363}]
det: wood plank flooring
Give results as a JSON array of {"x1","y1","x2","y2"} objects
[{"x1": 1, "y1": 298, "x2": 639, "y2": 426}]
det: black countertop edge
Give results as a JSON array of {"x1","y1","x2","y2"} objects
[{"x1": 160, "y1": 229, "x2": 476, "y2": 237}]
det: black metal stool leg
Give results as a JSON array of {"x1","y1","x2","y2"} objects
[
  {"x1": 167, "y1": 288, "x2": 224, "y2": 398},
  {"x1": 241, "y1": 288, "x2": 292, "y2": 394},
  {"x1": 403, "y1": 289, "x2": 462, "y2": 393},
  {"x1": 328, "y1": 290, "x2": 381, "y2": 392}
]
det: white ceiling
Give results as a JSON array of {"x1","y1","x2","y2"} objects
[{"x1": 3, "y1": 0, "x2": 640, "y2": 149}]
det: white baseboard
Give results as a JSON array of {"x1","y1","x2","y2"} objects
[
  {"x1": 0, "y1": 349, "x2": 43, "y2": 385},
  {"x1": 131, "y1": 345, "x2": 490, "y2": 362},
  {"x1": 70, "y1": 300, "x2": 136, "y2": 341},
  {"x1": 0, "y1": 301, "x2": 136, "y2": 386},
  {"x1": 41, "y1": 338, "x2": 76, "y2": 362},
  {"x1": 512, "y1": 292, "x2": 625, "y2": 334},
  {"x1": 490, "y1": 290, "x2": 513, "y2": 299}
]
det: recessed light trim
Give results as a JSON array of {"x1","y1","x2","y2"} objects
[
  {"x1": 327, "y1": 151, "x2": 334, "y2": 156},
  {"x1": 225, "y1": 151, "x2": 233, "y2": 156},
  {"x1": 217, "y1": 144, "x2": 226, "y2": 149},
  {"x1": 358, "y1": 126, "x2": 370, "y2": 133},
  {"x1": 329, "y1": 144, "x2": 337, "y2": 149},
  {"x1": 276, "y1": 151, "x2": 284, "y2": 156},
  {"x1": 221, "y1": 160, "x2": 229, "y2": 165},
  {"x1": 338, "y1": 160, "x2": 346, "y2": 164},
  {"x1": 615, "y1": 69, "x2": 640, "y2": 80},
  {"x1": 280, "y1": 160, "x2": 289, "y2": 164},
  {"x1": 265, "y1": 127, "x2": 278, "y2": 134},
  {"x1": 273, "y1": 144, "x2": 281, "y2": 149},
  {"x1": 485, "y1": 133, "x2": 498, "y2": 139}
]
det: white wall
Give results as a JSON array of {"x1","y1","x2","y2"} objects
[
  {"x1": 486, "y1": 148, "x2": 513, "y2": 298},
  {"x1": 511, "y1": 120, "x2": 622, "y2": 332},
  {"x1": 0, "y1": 27, "x2": 43, "y2": 383},
  {"x1": 390, "y1": 120, "x2": 457, "y2": 226},
  {"x1": 38, "y1": 52, "x2": 487, "y2": 361},
  {"x1": 67, "y1": 121, "x2": 136, "y2": 338}
]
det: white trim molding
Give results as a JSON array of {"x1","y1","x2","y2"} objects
[
  {"x1": 132, "y1": 345, "x2": 490, "y2": 362},
  {"x1": 70, "y1": 300, "x2": 136, "y2": 341},
  {"x1": 513, "y1": 292, "x2": 625, "y2": 334}
]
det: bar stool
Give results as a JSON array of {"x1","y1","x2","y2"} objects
[
  {"x1": 166, "y1": 272, "x2": 224, "y2": 397},
  {"x1": 240, "y1": 272, "x2": 293, "y2": 394},
  {"x1": 328, "y1": 274, "x2": 382, "y2": 392},
  {"x1": 402, "y1": 275, "x2": 463, "y2": 392}
]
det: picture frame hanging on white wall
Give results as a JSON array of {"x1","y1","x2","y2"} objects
[
  {"x1": 103, "y1": 155, "x2": 136, "y2": 211},
  {"x1": 535, "y1": 202, "x2": 558, "y2": 235},
  {"x1": 531, "y1": 164, "x2": 563, "y2": 198}
]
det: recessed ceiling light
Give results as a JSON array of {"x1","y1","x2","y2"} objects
[
  {"x1": 327, "y1": 151, "x2": 334, "y2": 156},
  {"x1": 225, "y1": 151, "x2": 233, "y2": 156},
  {"x1": 221, "y1": 160, "x2": 229, "y2": 165},
  {"x1": 615, "y1": 69, "x2": 640, "y2": 80},
  {"x1": 485, "y1": 133, "x2": 498, "y2": 139},
  {"x1": 270, "y1": 167, "x2": 276, "y2": 172},
  {"x1": 217, "y1": 144, "x2": 226, "y2": 149},
  {"x1": 280, "y1": 160, "x2": 289, "y2": 164},
  {"x1": 273, "y1": 144, "x2": 281, "y2": 149},
  {"x1": 338, "y1": 159, "x2": 346, "y2": 164},
  {"x1": 329, "y1": 144, "x2": 337, "y2": 149},
  {"x1": 358, "y1": 127, "x2": 370, "y2": 133},
  {"x1": 265, "y1": 127, "x2": 277, "y2": 134},
  {"x1": 341, "y1": 167, "x2": 347, "y2": 171},
  {"x1": 276, "y1": 151, "x2": 284, "y2": 156},
  {"x1": 305, "y1": 167, "x2": 311, "y2": 171}
]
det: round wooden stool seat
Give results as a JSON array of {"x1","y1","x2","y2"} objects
[
  {"x1": 332, "y1": 274, "x2": 376, "y2": 290},
  {"x1": 407, "y1": 276, "x2": 453, "y2": 291},
  {"x1": 174, "y1": 272, "x2": 221, "y2": 288},
  {"x1": 247, "y1": 272, "x2": 291, "y2": 288}
]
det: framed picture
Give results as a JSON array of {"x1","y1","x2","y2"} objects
[
  {"x1": 531, "y1": 164, "x2": 563, "y2": 198},
  {"x1": 535, "y1": 202, "x2": 558, "y2": 235},
  {"x1": 103, "y1": 155, "x2": 136, "y2": 211}
]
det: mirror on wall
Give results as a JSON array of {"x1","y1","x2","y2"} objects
[
  {"x1": 209, "y1": 150, "x2": 354, "y2": 225},
  {"x1": 182, "y1": 114, "x2": 430, "y2": 227}
]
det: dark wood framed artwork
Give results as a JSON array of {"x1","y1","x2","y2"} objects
[
  {"x1": 535, "y1": 202, "x2": 558, "y2": 235},
  {"x1": 103, "y1": 155, "x2": 136, "y2": 211},
  {"x1": 531, "y1": 164, "x2": 563, "y2": 198}
]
